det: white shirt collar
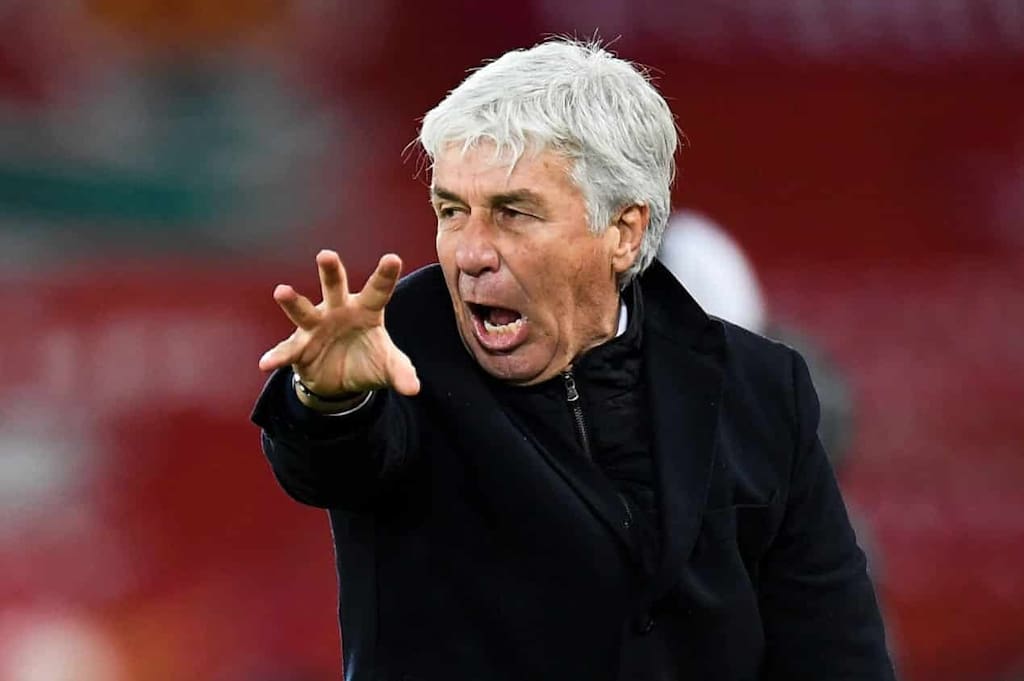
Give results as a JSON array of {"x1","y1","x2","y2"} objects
[{"x1": 615, "y1": 299, "x2": 628, "y2": 337}]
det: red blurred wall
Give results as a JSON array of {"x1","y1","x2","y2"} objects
[{"x1": 1, "y1": 2, "x2": 1022, "y2": 679}]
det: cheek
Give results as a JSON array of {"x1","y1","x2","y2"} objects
[
  {"x1": 436, "y1": 233, "x2": 459, "y2": 279},
  {"x1": 434, "y1": 237, "x2": 460, "y2": 301},
  {"x1": 521, "y1": 239, "x2": 593, "y2": 304},
  {"x1": 567, "y1": 244, "x2": 615, "y2": 310}
]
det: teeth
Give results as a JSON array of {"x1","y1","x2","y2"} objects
[{"x1": 483, "y1": 317, "x2": 525, "y2": 335}]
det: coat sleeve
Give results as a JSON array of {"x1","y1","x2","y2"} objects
[
  {"x1": 250, "y1": 367, "x2": 418, "y2": 511},
  {"x1": 758, "y1": 350, "x2": 895, "y2": 681}
]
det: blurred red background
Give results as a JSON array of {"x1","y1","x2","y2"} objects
[{"x1": 1, "y1": 2, "x2": 1021, "y2": 679}]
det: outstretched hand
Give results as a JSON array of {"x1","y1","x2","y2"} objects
[{"x1": 259, "y1": 250, "x2": 420, "y2": 398}]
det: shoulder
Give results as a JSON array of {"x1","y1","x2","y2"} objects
[
  {"x1": 385, "y1": 263, "x2": 462, "y2": 362},
  {"x1": 714, "y1": 318, "x2": 822, "y2": 485},
  {"x1": 390, "y1": 262, "x2": 449, "y2": 310},
  {"x1": 718, "y1": 318, "x2": 802, "y2": 398},
  {"x1": 642, "y1": 258, "x2": 802, "y2": 404},
  {"x1": 386, "y1": 263, "x2": 451, "y2": 326},
  {"x1": 719, "y1": 317, "x2": 808, "y2": 424}
]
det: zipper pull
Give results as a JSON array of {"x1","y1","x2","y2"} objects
[
  {"x1": 562, "y1": 368, "x2": 592, "y2": 459},
  {"x1": 563, "y1": 370, "x2": 580, "y2": 402}
]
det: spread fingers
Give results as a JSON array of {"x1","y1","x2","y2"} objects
[
  {"x1": 317, "y1": 249, "x2": 349, "y2": 308},
  {"x1": 357, "y1": 254, "x2": 403, "y2": 312},
  {"x1": 273, "y1": 284, "x2": 319, "y2": 330}
]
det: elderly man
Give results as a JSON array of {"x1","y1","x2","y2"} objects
[{"x1": 252, "y1": 40, "x2": 894, "y2": 681}]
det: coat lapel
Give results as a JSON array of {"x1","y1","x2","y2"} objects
[
  {"x1": 450, "y1": 360, "x2": 639, "y2": 554},
  {"x1": 640, "y1": 261, "x2": 727, "y2": 600},
  {"x1": 399, "y1": 264, "x2": 638, "y2": 554}
]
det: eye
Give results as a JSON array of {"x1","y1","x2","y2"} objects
[
  {"x1": 498, "y1": 206, "x2": 529, "y2": 220},
  {"x1": 436, "y1": 205, "x2": 461, "y2": 219}
]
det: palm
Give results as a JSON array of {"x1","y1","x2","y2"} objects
[
  {"x1": 259, "y1": 251, "x2": 420, "y2": 398},
  {"x1": 302, "y1": 320, "x2": 394, "y2": 394}
]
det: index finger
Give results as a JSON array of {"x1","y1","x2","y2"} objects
[{"x1": 356, "y1": 254, "x2": 403, "y2": 312}]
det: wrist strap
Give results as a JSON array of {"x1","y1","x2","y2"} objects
[{"x1": 291, "y1": 372, "x2": 368, "y2": 408}]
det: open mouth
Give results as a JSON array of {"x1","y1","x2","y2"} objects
[{"x1": 466, "y1": 302, "x2": 529, "y2": 351}]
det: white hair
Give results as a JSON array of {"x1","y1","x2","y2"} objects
[{"x1": 418, "y1": 39, "x2": 679, "y2": 285}]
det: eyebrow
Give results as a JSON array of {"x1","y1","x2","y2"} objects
[{"x1": 431, "y1": 186, "x2": 547, "y2": 211}]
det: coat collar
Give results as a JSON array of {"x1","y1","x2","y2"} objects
[{"x1": 639, "y1": 260, "x2": 727, "y2": 599}]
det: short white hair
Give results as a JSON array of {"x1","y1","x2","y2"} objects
[{"x1": 418, "y1": 39, "x2": 679, "y2": 285}]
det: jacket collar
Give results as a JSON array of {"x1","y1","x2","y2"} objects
[{"x1": 639, "y1": 259, "x2": 727, "y2": 600}]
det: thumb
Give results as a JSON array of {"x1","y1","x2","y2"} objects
[{"x1": 386, "y1": 346, "x2": 421, "y2": 396}]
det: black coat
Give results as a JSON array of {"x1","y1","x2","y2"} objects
[{"x1": 252, "y1": 261, "x2": 894, "y2": 681}]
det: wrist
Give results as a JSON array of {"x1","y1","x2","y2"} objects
[{"x1": 292, "y1": 372, "x2": 371, "y2": 414}]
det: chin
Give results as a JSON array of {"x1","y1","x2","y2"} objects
[
  {"x1": 463, "y1": 344, "x2": 546, "y2": 385},
  {"x1": 474, "y1": 351, "x2": 532, "y2": 383}
]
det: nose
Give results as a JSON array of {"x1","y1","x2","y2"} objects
[{"x1": 454, "y1": 214, "x2": 500, "y2": 277}]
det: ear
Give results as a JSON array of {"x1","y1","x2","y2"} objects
[{"x1": 608, "y1": 203, "x2": 649, "y2": 276}]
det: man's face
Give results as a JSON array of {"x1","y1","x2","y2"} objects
[{"x1": 433, "y1": 142, "x2": 630, "y2": 385}]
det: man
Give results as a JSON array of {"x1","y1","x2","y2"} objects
[{"x1": 253, "y1": 40, "x2": 894, "y2": 680}]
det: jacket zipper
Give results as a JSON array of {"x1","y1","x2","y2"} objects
[
  {"x1": 562, "y1": 369, "x2": 634, "y2": 529},
  {"x1": 562, "y1": 369, "x2": 592, "y2": 458}
]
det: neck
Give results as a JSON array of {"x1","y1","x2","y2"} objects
[{"x1": 576, "y1": 292, "x2": 623, "y2": 358}]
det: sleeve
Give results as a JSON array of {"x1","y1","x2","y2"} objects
[
  {"x1": 250, "y1": 367, "x2": 418, "y2": 511},
  {"x1": 758, "y1": 350, "x2": 896, "y2": 681}
]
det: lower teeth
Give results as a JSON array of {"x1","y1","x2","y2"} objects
[{"x1": 484, "y1": 318, "x2": 523, "y2": 335}]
